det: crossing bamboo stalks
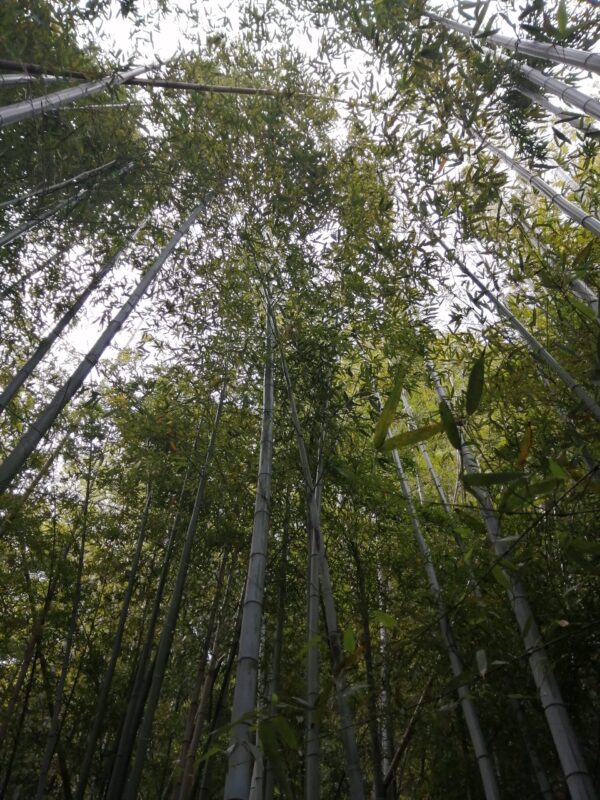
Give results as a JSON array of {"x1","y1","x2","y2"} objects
[
  {"x1": 264, "y1": 288, "x2": 366, "y2": 800},
  {"x1": 0, "y1": 64, "x2": 151, "y2": 127},
  {"x1": 224, "y1": 316, "x2": 274, "y2": 800},
  {"x1": 0, "y1": 215, "x2": 149, "y2": 415},
  {"x1": 477, "y1": 135, "x2": 600, "y2": 238},
  {"x1": 0, "y1": 159, "x2": 118, "y2": 210},
  {"x1": 124, "y1": 387, "x2": 226, "y2": 800},
  {"x1": 429, "y1": 366, "x2": 597, "y2": 800},
  {"x1": 435, "y1": 236, "x2": 600, "y2": 425},
  {"x1": 402, "y1": 390, "x2": 554, "y2": 795},
  {"x1": 0, "y1": 204, "x2": 202, "y2": 493},
  {"x1": 74, "y1": 482, "x2": 152, "y2": 800},
  {"x1": 386, "y1": 426, "x2": 500, "y2": 800},
  {"x1": 424, "y1": 10, "x2": 600, "y2": 76}
]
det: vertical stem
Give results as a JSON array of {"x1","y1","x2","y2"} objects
[
  {"x1": 224, "y1": 316, "x2": 274, "y2": 799},
  {"x1": 124, "y1": 386, "x2": 226, "y2": 800},
  {"x1": 430, "y1": 366, "x2": 597, "y2": 800}
]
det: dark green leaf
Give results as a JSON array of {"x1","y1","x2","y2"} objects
[
  {"x1": 463, "y1": 471, "x2": 522, "y2": 487},
  {"x1": 374, "y1": 369, "x2": 404, "y2": 449},
  {"x1": 439, "y1": 400, "x2": 462, "y2": 449},
  {"x1": 465, "y1": 354, "x2": 484, "y2": 416},
  {"x1": 382, "y1": 421, "x2": 444, "y2": 451}
]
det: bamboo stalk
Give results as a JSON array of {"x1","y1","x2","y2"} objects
[
  {"x1": 0, "y1": 204, "x2": 202, "y2": 493},
  {"x1": 436, "y1": 236, "x2": 600, "y2": 425},
  {"x1": 0, "y1": 158, "x2": 118, "y2": 210},
  {"x1": 0, "y1": 215, "x2": 149, "y2": 415},
  {"x1": 0, "y1": 64, "x2": 151, "y2": 127},
  {"x1": 124, "y1": 386, "x2": 226, "y2": 800},
  {"x1": 224, "y1": 316, "x2": 274, "y2": 799},
  {"x1": 516, "y1": 85, "x2": 600, "y2": 136},
  {"x1": 74, "y1": 482, "x2": 152, "y2": 800},
  {"x1": 478, "y1": 135, "x2": 600, "y2": 238},
  {"x1": 264, "y1": 290, "x2": 366, "y2": 800},
  {"x1": 429, "y1": 366, "x2": 597, "y2": 800},
  {"x1": 424, "y1": 11, "x2": 600, "y2": 76},
  {"x1": 386, "y1": 427, "x2": 500, "y2": 800}
]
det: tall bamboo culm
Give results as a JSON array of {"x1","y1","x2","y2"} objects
[
  {"x1": 428, "y1": 365, "x2": 597, "y2": 800},
  {"x1": 224, "y1": 315, "x2": 274, "y2": 799}
]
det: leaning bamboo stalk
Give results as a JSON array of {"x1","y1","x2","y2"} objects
[
  {"x1": 0, "y1": 158, "x2": 118, "y2": 210},
  {"x1": 424, "y1": 10, "x2": 600, "y2": 76},
  {"x1": 124, "y1": 387, "x2": 226, "y2": 800},
  {"x1": 224, "y1": 317, "x2": 274, "y2": 799},
  {"x1": 403, "y1": 388, "x2": 554, "y2": 794},
  {"x1": 426, "y1": 12, "x2": 600, "y2": 122},
  {"x1": 0, "y1": 216, "x2": 148, "y2": 415},
  {"x1": 478, "y1": 136, "x2": 600, "y2": 238},
  {"x1": 515, "y1": 86, "x2": 600, "y2": 137},
  {"x1": 0, "y1": 204, "x2": 202, "y2": 493},
  {"x1": 74, "y1": 482, "x2": 152, "y2": 800},
  {"x1": 382, "y1": 677, "x2": 431, "y2": 792},
  {"x1": 436, "y1": 236, "x2": 600, "y2": 425},
  {"x1": 387, "y1": 432, "x2": 500, "y2": 800},
  {"x1": 0, "y1": 64, "x2": 151, "y2": 127},
  {"x1": 265, "y1": 293, "x2": 366, "y2": 800},
  {"x1": 0, "y1": 187, "x2": 87, "y2": 249},
  {"x1": 429, "y1": 367, "x2": 597, "y2": 800}
]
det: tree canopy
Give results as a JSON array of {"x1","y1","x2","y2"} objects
[{"x1": 1, "y1": 1, "x2": 600, "y2": 798}]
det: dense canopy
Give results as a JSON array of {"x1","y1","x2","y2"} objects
[{"x1": 1, "y1": 1, "x2": 600, "y2": 798}]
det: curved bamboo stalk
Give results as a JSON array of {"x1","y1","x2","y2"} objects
[
  {"x1": 0, "y1": 64, "x2": 151, "y2": 127},
  {"x1": 0, "y1": 188, "x2": 87, "y2": 249},
  {"x1": 0, "y1": 204, "x2": 202, "y2": 493},
  {"x1": 429, "y1": 367, "x2": 597, "y2": 800},
  {"x1": 224, "y1": 316, "x2": 274, "y2": 800}
]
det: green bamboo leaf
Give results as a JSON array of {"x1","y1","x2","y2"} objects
[
  {"x1": 439, "y1": 400, "x2": 462, "y2": 450},
  {"x1": 557, "y1": 0, "x2": 568, "y2": 36},
  {"x1": 492, "y1": 565, "x2": 512, "y2": 592},
  {"x1": 374, "y1": 369, "x2": 404, "y2": 449},
  {"x1": 382, "y1": 421, "x2": 444, "y2": 451},
  {"x1": 463, "y1": 471, "x2": 522, "y2": 487},
  {"x1": 465, "y1": 354, "x2": 485, "y2": 416},
  {"x1": 371, "y1": 610, "x2": 398, "y2": 629},
  {"x1": 343, "y1": 627, "x2": 356, "y2": 652}
]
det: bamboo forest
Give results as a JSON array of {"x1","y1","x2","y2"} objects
[{"x1": 2, "y1": 0, "x2": 600, "y2": 797}]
